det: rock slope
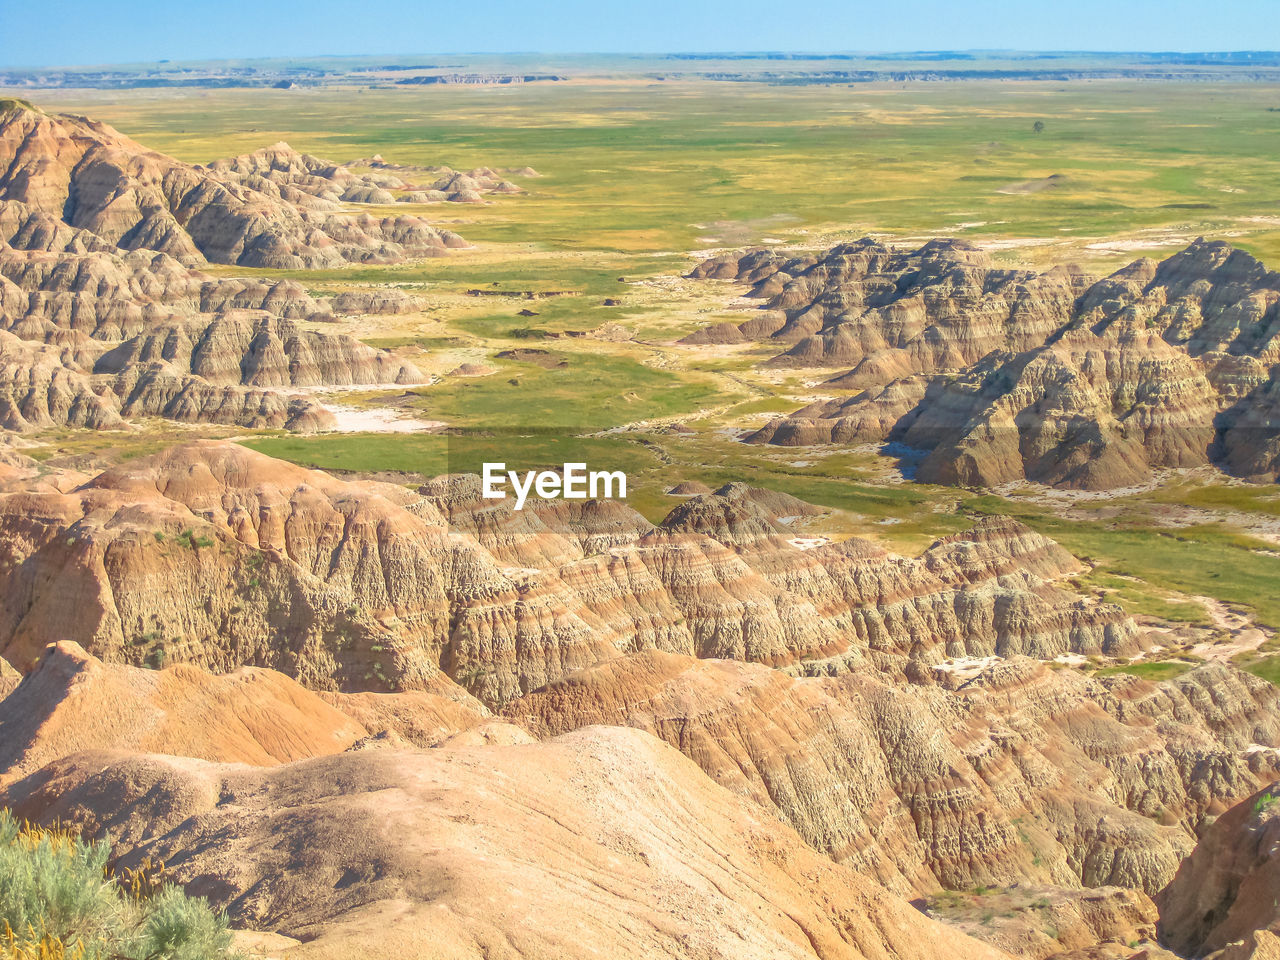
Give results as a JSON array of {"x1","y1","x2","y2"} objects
[
  {"x1": 0, "y1": 640, "x2": 488, "y2": 785},
  {"x1": 0, "y1": 640, "x2": 366, "y2": 782},
  {"x1": 1, "y1": 728, "x2": 1010, "y2": 960},
  {"x1": 921, "y1": 885, "x2": 1162, "y2": 960},
  {"x1": 2, "y1": 643, "x2": 1273, "y2": 958},
  {"x1": 0, "y1": 442, "x2": 1132, "y2": 705},
  {"x1": 698, "y1": 239, "x2": 1280, "y2": 489},
  {"x1": 506, "y1": 650, "x2": 1280, "y2": 898},
  {"x1": 0, "y1": 104, "x2": 447, "y2": 432},
  {"x1": 0, "y1": 103, "x2": 466, "y2": 268},
  {"x1": 1159, "y1": 780, "x2": 1280, "y2": 956}
]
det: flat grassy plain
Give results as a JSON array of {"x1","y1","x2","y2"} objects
[
  {"x1": 17, "y1": 79, "x2": 1280, "y2": 681},
  {"x1": 30, "y1": 81, "x2": 1280, "y2": 262}
]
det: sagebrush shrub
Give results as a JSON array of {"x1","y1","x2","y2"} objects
[{"x1": 0, "y1": 811, "x2": 239, "y2": 960}]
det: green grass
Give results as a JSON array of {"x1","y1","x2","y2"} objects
[
  {"x1": 1095, "y1": 661, "x2": 1196, "y2": 682},
  {"x1": 411, "y1": 350, "x2": 732, "y2": 429},
  {"x1": 26, "y1": 81, "x2": 1280, "y2": 262},
  {"x1": 1069, "y1": 570, "x2": 1211, "y2": 624},
  {"x1": 21, "y1": 426, "x2": 240, "y2": 464},
  {"x1": 1243, "y1": 655, "x2": 1280, "y2": 686},
  {"x1": 967, "y1": 498, "x2": 1280, "y2": 629},
  {"x1": 1252, "y1": 788, "x2": 1280, "y2": 816},
  {"x1": 1148, "y1": 483, "x2": 1280, "y2": 517},
  {"x1": 255, "y1": 253, "x2": 683, "y2": 309},
  {"x1": 724, "y1": 396, "x2": 813, "y2": 417}
]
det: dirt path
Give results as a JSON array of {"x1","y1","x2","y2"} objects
[
  {"x1": 323, "y1": 405, "x2": 447, "y2": 433},
  {"x1": 1188, "y1": 595, "x2": 1271, "y2": 661}
]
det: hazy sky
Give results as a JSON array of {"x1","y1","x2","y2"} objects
[{"x1": 3, "y1": 0, "x2": 1279, "y2": 68}]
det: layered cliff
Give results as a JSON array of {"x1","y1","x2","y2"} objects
[
  {"x1": 95, "y1": 313, "x2": 420, "y2": 387},
  {"x1": 0, "y1": 442, "x2": 1134, "y2": 708},
  {"x1": 0, "y1": 243, "x2": 423, "y2": 430},
  {"x1": 719, "y1": 239, "x2": 1280, "y2": 489},
  {"x1": 0, "y1": 329, "x2": 124, "y2": 430},
  {"x1": 685, "y1": 239, "x2": 1087, "y2": 383},
  {"x1": 0, "y1": 227, "x2": 331, "y2": 338},
  {"x1": 506, "y1": 651, "x2": 1280, "y2": 898},
  {"x1": 0, "y1": 106, "x2": 438, "y2": 432},
  {"x1": 0, "y1": 103, "x2": 466, "y2": 268},
  {"x1": 1159, "y1": 780, "x2": 1280, "y2": 956}
]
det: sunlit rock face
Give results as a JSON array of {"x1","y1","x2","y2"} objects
[
  {"x1": 706, "y1": 238, "x2": 1280, "y2": 489},
  {"x1": 0, "y1": 104, "x2": 440, "y2": 432}
]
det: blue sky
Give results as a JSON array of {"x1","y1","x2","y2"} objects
[{"x1": 3, "y1": 0, "x2": 1279, "y2": 68}]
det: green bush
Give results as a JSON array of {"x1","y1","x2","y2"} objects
[
  {"x1": 136, "y1": 887, "x2": 236, "y2": 960},
  {"x1": 1252, "y1": 790, "x2": 1279, "y2": 817},
  {"x1": 0, "y1": 811, "x2": 239, "y2": 960}
]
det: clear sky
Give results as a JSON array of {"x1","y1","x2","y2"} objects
[{"x1": 2, "y1": 0, "x2": 1279, "y2": 68}]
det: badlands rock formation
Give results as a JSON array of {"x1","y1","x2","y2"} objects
[
  {"x1": 1159, "y1": 780, "x2": 1280, "y2": 956},
  {"x1": 209, "y1": 142, "x2": 532, "y2": 207},
  {"x1": 0, "y1": 103, "x2": 466, "y2": 268},
  {"x1": 343, "y1": 154, "x2": 535, "y2": 202},
  {"x1": 506, "y1": 650, "x2": 1280, "y2": 897},
  {"x1": 0, "y1": 239, "x2": 420, "y2": 429},
  {"x1": 94, "y1": 314, "x2": 419, "y2": 388},
  {"x1": 427, "y1": 472, "x2": 1139, "y2": 700},
  {"x1": 686, "y1": 239, "x2": 1085, "y2": 379},
  {"x1": 694, "y1": 239, "x2": 1280, "y2": 489},
  {"x1": 0, "y1": 104, "x2": 450, "y2": 431},
  {"x1": 0, "y1": 442, "x2": 1136, "y2": 704},
  {"x1": 0, "y1": 442, "x2": 1276, "y2": 954},
  {"x1": 0, "y1": 541, "x2": 1275, "y2": 957},
  {"x1": 0, "y1": 438, "x2": 1275, "y2": 937},
  {"x1": 0, "y1": 728, "x2": 1009, "y2": 960}
]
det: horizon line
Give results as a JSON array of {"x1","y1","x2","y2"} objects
[{"x1": 7, "y1": 48, "x2": 1280, "y2": 71}]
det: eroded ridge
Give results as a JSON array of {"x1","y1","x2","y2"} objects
[
  {"x1": 693, "y1": 238, "x2": 1280, "y2": 489},
  {"x1": 0, "y1": 104, "x2": 539, "y2": 431}
]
